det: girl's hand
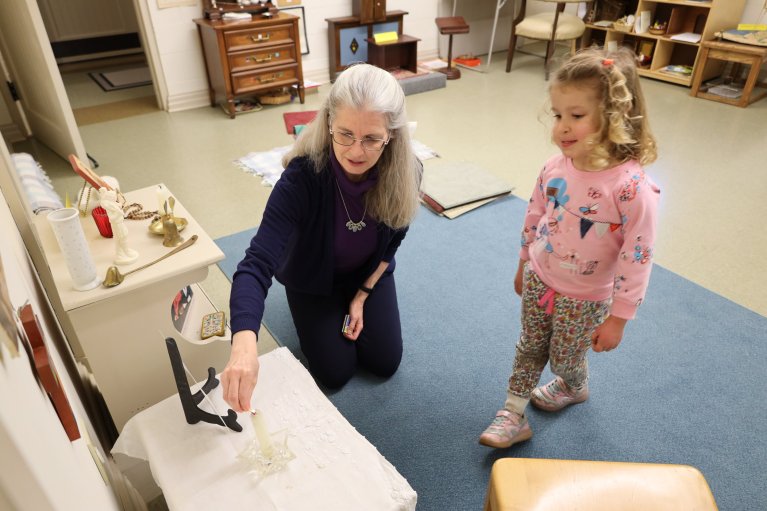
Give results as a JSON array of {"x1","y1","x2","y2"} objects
[
  {"x1": 221, "y1": 330, "x2": 260, "y2": 412},
  {"x1": 514, "y1": 260, "x2": 525, "y2": 296},
  {"x1": 591, "y1": 315, "x2": 627, "y2": 353},
  {"x1": 343, "y1": 292, "x2": 367, "y2": 341}
]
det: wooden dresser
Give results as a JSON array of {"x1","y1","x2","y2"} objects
[{"x1": 195, "y1": 13, "x2": 304, "y2": 118}]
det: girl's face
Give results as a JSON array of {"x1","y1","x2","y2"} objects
[
  {"x1": 330, "y1": 106, "x2": 389, "y2": 182},
  {"x1": 550, "y1": 82, "x2": 603, "y2": 171}
]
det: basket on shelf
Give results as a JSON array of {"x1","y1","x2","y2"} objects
[
  {"x1": 613, "y1": 22, "x2": 633, "y2": 33},
  {"x1": 648, "y1": 22, "x2": 667, "y2": 35}
]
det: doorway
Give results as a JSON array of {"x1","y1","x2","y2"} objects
[{"x1": 37, "y1": 0, "x2": 160, "y2": 126}]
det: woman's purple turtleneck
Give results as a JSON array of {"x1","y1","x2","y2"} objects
[{"x1": 330, "y1": 148, "x2": 379, "y2": 274}]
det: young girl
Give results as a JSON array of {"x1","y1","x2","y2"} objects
[{"x1": 479, "y1": 47, "x2": 661, "y2": 449}]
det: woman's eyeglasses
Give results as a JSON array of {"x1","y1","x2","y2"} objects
[{"x1": 329, "y1": 128, "x2": 389, "y2": 151}]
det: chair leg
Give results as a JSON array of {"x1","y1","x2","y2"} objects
[
  {"x1": 544, "y1": 39, "x2": 555, "y2": 80},
  {"x1": 506, "y1": 32, "x2": 518, "y2": 72}
]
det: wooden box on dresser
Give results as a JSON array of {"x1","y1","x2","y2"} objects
[
  {"x1": 582, "y1": 0, "x2": 746, "y2": 87},
  {"x1": 195, "y1": 12, "x2": 305, "y2": 118}
]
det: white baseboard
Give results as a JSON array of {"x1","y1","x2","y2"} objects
[
  {"x1": 0, "y1": 123, "x2": 26, "y2": 144},
  {"x1": 166, "y1": 90, "x2": 211, "y2": 113}
]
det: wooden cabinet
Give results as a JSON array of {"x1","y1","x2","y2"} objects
[
  {"x1": 353, "y1": 0, "x2": 387, "y2": 24},
  {"x1": 582, "y1": 0, "x2": 746, "y2": 87},
  {"x1": 326, "y1": 10, "x2": 407, "y2": 81},
  {"x1": 195, "y1": 14, "x2": 304, "y2": 118}
]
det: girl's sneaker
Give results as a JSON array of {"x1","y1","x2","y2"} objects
[
  {"x1": 530, "y1": 377, "x2": 589, "y2": 412},
  {"x1": 478, "y1": 410, "x2": 533, "y2": 448}
]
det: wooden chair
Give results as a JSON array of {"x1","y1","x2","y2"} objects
[
  {"x1": 506, "y1": 0, "x2": 586, "y2": 80},
  {"x1": 435, "y1": 16, "x2": 470, "y2": 80},
  {"x1": 484, "y1": 458, "x2": 719, "y2": 511}
]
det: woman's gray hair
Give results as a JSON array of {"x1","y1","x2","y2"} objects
[{"x1": 282, "y1": 63, "x2": 421, "y2": 229}]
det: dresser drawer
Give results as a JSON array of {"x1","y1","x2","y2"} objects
[
  {"x1": 228, "y1": 43, "x2": 297, "y2": 74},
  {"x1": 224, "y1": 24, "x2": 294, "y2": 52},
  {"x1": 231, "y1": 65, "x2": 298, "y2": 94}
]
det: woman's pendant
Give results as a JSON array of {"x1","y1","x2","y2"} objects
[{"x1": 346, "y1": 219, "x2": 366, "y2": 232}]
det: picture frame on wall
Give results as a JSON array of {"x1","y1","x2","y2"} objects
[{"x1": 280, "y1": 6, "x2": 310, "y2": 55}]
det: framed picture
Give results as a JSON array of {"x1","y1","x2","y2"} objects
[
  {"x1": 637, "y1": 40, "x2": 656, "y2": 67},
  {"x1": 156, "y1": 0, "x2": 196, "y2": 8},
  {"x1": 280, "y1": 6, "x2": 310, "y2": 55},
  {"x1": 69, "y1": 155, "x2": 111, "y2": 190}
]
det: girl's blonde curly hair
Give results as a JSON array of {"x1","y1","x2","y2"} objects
[{"x1": 552, "y1": 47, "x2": 658, "y2": 170}]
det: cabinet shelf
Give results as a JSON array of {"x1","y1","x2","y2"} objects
[
  {"x1": 177, "y1": 283, "x2": 231, "y2": 345},
  {"x1": 582, "y1": 0, "x2": 746, "y2": 87}
]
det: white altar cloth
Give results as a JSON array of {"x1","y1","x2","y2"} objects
[{"x1": 112, "y1": 347, "x2": 417, "y2": 511}]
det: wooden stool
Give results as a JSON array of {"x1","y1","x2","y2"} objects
[
  {"x1": 690, "y1": 40, "x2": 767, "y2": 108},
  {"x1": 435, "y1": 16, "x2": 470, "y2": 80},
  {"x1": 484, "y1": 458, "x2": 718, "y2": 511}
]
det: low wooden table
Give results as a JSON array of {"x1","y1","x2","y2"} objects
[
  {"x1": 690, "y1": 40, "x2": 767, "y2": 108},
  {"x1": 484, "y1": 458, "x2": 718, "y2": 511},
  {"x1": 366, "y1": 34, "x2": 420, "y2": 73}
]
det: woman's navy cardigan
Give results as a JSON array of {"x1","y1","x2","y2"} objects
[{"x1": 229, "y1": 156, "x2": 409, "y2": 337}]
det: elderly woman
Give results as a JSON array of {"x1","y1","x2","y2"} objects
[{"x1": 222, "y1": 64, "x2": 421, "y2": 411}]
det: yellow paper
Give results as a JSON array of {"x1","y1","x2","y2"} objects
[
  {"x1": 737, "y1": 24, "x2": 767, "y2": 31},
  {"x1": 374, "y1": 31, "x2": 398, "y2": 44},
  {"x1": 65, "y1": 192, "x2": 71, "y2": 208}
]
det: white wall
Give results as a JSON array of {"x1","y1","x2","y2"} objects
[
  {"x1": 742, "y1": 0, "x2": 767, "y2": 22},
  {"x1": 132, "y1": 0, "x2": 767, "y2": 111},
  {"x1": 0, "y1": 135, "x2": 120, "y2": 510},
  {"x1": 0, "y1": 0, "x2": 764, "y2": 120}
]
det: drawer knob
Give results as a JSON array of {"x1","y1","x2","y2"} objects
[{"x1": 250, "y1": 33, "x2": 271, "y2": 42}]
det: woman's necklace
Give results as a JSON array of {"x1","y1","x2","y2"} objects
[{"x1": 334, "y1": 177, "x2": 367, "y2": 232}]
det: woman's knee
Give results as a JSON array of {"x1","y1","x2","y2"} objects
[
  {"x1": 359, "y1": 338, "x2": 402, "y2": 378},
  {"x1": 310, "y1": 362, "x2": 355, "y2": 389}
]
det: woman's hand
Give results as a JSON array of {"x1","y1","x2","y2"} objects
[
  {"x1": 221, "y1": 330, "x2": 259, "y2": 412},
  {"x1": 591, "y1": 315, "x2": 627, "y2": 353},
  {"x1": 343, "y1": 292, "x2": 366, "y2": 341},
  {"x1": 514, "y1": 260, "x2": 526, "y2": 296}
]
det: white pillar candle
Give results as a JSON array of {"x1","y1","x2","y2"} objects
[
  {"x1": 156, "y1": 184, "x2": 170, "y2": 214},
  {"x1": 250, "y1": 410, "x2": 274, "y2": 457}
]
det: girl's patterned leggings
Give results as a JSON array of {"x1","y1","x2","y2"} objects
[{"x1": 508, "y1": 264, "x2": 610, "y2": 398}]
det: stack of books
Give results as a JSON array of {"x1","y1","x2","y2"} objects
[{"x1": 421, "y1": 161, "x2": 514, "y2": 219}]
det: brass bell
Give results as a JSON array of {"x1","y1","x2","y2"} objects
[{"x1": 162, "y1": 214, "x2": 185, "y2": 247}]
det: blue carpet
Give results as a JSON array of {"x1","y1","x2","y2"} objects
[{"x1": 216, "y1": 196, "x2": 767, "y2": 511}]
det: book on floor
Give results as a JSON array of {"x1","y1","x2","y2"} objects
[{"x1": 421, "y1": 161, "x2": 513, "y2": 218}]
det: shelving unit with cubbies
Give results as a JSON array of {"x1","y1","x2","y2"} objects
[{"x1": 582, "y1": 0, "x2": 747, "y2": 87}]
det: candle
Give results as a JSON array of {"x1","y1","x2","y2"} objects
[
  {"x1": 156, "y1": 184, "x2": 170, "y2": 214},
  {"x1": 250, "y1": 410, "x2": 274, "y2": 457}
]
